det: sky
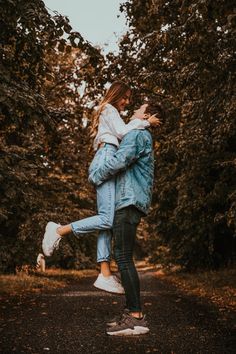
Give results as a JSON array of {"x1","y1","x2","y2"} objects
[{"x1": 43, "y1": 0, "x2": 128, "y2": 53}]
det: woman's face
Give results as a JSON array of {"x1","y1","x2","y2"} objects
[{"x1": 115, "y1": 90, "x2": 131, "y2": 112}]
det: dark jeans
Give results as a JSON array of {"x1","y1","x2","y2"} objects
[{"x1": 113, "y1": 205, "x2": 143, "y2": 312}]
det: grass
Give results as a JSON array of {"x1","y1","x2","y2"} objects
[
  {"x1": 0, "y1": 268, "x2": 97, "y2": 297},
  {"x1": 156, "y1": 267, "x2": 236, "y2": 311},
  {"x1": 1, "y1": 264, "x2": 235, "y2": 312}
]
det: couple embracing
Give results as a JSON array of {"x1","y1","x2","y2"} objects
[{"x1": 42, "y1": 81, "x2": 162, "y2": 336}]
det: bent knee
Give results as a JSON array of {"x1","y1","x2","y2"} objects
[
  {"x1": 100, "y1": 216, "x2": 113, "y2": 229},
  {"x1": 115, "y1": 252, "x2": 133, "y2": 267}
]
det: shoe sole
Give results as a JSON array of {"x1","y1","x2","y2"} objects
[{"x1": 107, "y1": 326, "x2": 150, "y2": 336}]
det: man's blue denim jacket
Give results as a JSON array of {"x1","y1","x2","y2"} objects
[{"x1": 89, "y1": 129, "x2": 154, "y2": 215}]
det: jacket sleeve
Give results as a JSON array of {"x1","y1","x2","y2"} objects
[
  {"x1": 89, "y1": 132, "x2": 146, "y2": 186},
  {"x1": 103, "y1": 105, "x2": 150, "y2": 140}
]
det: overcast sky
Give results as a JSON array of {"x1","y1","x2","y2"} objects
[{"x1": 43, "y1": 0, "x2": 128, "y2": 53}]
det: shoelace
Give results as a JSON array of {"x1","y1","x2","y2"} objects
[
  {"x1": 117, "y1": 313, "x2": 130, "y2": 325},
  {"x1": 50, "y1": 237, "x2": 61, "y2": 251},
  {"x1": 119, "y1": 313, "x2": 145, "y2": 326},
  {"x1": 55, "y1": 237, "x2": 61, "y2": 249},
  {"x1": 113, "y1": 275, "x2": 122, "y2": 284}
]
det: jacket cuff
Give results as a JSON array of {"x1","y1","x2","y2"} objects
[{"x1": 143, "y1": 120, "x2": 150, "y2": 127}]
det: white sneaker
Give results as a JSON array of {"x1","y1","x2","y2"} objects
[
  {"x1": 93, "y1": 273, "x2": 125, "y2": 294},
  {"x1": 42, "y1": 222, "x2": 61, "y2": 257}
]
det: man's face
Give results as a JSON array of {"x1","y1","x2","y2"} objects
[
  {"x1": 133, "y1": 104, "x2": 148, "y2": 117},
  {"x1": 116, "y1": 90, "x2": 132, "y2": 112}
]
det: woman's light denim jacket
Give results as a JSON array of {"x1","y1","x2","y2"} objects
[{"x1": 89, "y1": 129, "x2": 154, "y2": 215}]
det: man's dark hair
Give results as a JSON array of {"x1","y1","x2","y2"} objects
[{"x1": 146, "y1": 101, "x2": 165, "y2": 120}]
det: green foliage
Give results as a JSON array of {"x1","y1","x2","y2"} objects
[
  {"x1": 0, "y1": 0, "x2": 103, "y2": 272},
  {"x1": 114, "y1": 0, "x2": 236, "y2": 269}
]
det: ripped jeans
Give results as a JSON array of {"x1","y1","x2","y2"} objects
[{"x1": 71, "y1": 143, "x2": 117, "y2": 263}]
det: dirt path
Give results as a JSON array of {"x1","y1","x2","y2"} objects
[{"x1": 1, "y1": 270, "x2": 235, "y2": 354}]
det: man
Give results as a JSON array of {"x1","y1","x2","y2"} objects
[{"x1": 89, "y1": 103, "x2": 161, "y2": 336}]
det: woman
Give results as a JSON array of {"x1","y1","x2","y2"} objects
[{"x1": 42, "y1": 81, "x2": 160, "y2": 293}]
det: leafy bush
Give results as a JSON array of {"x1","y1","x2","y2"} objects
[
  {"x1": 0, "y1": 0, "x2": 103, "y2": 272},
  {"x1": 111, "y1": 0, "x2": 236, "y2": 269}
]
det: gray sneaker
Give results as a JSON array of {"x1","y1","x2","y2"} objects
[
  {"x1": 106, "y1": 309, "x2": 129, "y2": 327},
  {"x1": 106, "y1": 312, "x2": 149, "y2": 336}
]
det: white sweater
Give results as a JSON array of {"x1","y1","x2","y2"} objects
[{"x1": 93, "y1": 103, "x2": 150, "y2": 150}]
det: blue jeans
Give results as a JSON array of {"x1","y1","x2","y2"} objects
[{"x1": 71, "y1": 144, "x2": 117, "y2": 262}]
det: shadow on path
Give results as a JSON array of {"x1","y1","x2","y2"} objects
[{"x1": 1, "y1": 269, "x2": 235, "y2": 354}]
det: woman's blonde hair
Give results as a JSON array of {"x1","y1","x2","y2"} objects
[{"x1": 90, "y1": 81, "x2": 131, "y2": 138}]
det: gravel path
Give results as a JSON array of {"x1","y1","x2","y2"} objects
[{"x1": 1, "y1": 271, "x2": 235, "y2": 353}]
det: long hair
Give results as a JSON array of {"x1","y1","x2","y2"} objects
[{"x1": 90, "y1": 81, "x2": 131, "y2": 138}]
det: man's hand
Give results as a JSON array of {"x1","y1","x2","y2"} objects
[{"x1": 148, "y1": 114, "x2": 162, "y2": 127}]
